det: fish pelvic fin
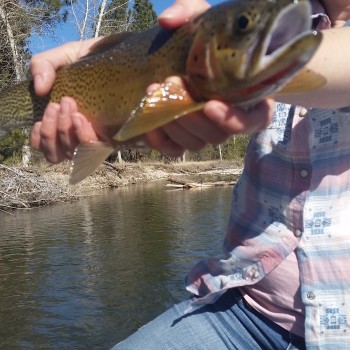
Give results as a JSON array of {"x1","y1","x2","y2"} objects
[
  {"x1": 277, "y1": 68, "x2": 327, "y2": 95},
  {"x1": 114, "y1": 82, "x2": 205, "y2": 142},
  {"x1": 69, "y1": 141, "x2": 114, "y2": 185}
]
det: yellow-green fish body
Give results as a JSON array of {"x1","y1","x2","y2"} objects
[
  {"x1": 0, "y1": 0, "x2": 324, "y2": 183},
  {"x1": 49, "y1": 28, "x2": 195, "y2": 143}
]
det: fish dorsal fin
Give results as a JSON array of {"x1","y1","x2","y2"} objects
[
  {"x1": 83, "y1": 32, "x2": 137, "y2": 58},
  {"x1": 277, "y1": 68, "x2": 327, "y2": 95},
  {"x1": 70, "y1": 141, "x2": 114, "y2": 185},
  {"x1": 114, "y1": 82, "x2": 205, "y2": 142}
]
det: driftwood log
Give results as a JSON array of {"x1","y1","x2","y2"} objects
[{"x1": 166, "y1": 177, "x2": 236, "y2": 189}]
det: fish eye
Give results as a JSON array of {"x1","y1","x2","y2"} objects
[{"x1": 237, "y1": 13, "x2": 254, "y2": 32}]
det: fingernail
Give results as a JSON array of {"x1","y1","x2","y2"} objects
[
  {"x1": 206, "y1": 102, "x2": 228, "y2": 123},
  {"x1": 159, "y1": 4, "x2": 184, "y2": 19},
  {"x1": 45, "y1": 103, "x2": 59, "y2": 120},
  {"x1": 72, "y1": 113, "x2": 82, "y2": 128},
  {"x1": 60, "y1": 98, "x2": 70, "y2": 117},
  {"x1": 34, "y1": 74, "x2": 44, "y2": 90}
]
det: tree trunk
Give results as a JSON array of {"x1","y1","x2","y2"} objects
[
  {"x1": 218, "y1": 145, "x2": 222, "y2": 161},
  {"x1": 94, "y1": 0, "x2": 108, "y2": 37},
  {"x1": 0, "y1": 3, "x2": 23, "y2": 82},
  {"x1": 71, "y1": 0, "x2": 91, "y2": 40},
  {"x1": 22, "y1": 142, "x2": 31, "y2": 168},
  {"x1": 0, "y1": 2, "x2": 29, "y2": 166},
  {"x1": 117, "y1": 151, "x2": 123, "y2": 163}
]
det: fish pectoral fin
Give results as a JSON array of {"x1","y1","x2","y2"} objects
[
  {"x1": 69, "y1": 141, "x2": 114, "y2": 185},
  {"x1": 114, "y1": 82, "x2": 205, "y2": 142},
  {"x1": 277, "y1": 68, "x2": 327, "y2": 95}
]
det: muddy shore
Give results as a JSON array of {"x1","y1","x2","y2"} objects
[{"x1": 0, "y1": 160, "x2": 243, "y2": 212}]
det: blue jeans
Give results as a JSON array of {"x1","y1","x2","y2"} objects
[{"x1": 111, "y1": 288, "x2": 305, "y2": 349}]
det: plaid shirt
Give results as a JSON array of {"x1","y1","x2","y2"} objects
[{"x1": 185, "y1": 5, "x2": 350, "y2": 349}]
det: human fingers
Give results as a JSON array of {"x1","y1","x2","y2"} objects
[
  {"x1": 31, "y1": 103, "x2": 66, "y2": 163},
  {"x1": 147, "y1": 83, "x2": 160, "y2": 94},
  {"x1": 158, "y1": 0, "x2": 210, "y2": 28},
  {"x1": 145, "y1": 128, "x2": 185, "y2": 157},
  {"x1": 146, "y1": 98, "x2": 273, "y2": 156},
  {"x1": 72, "y1": 112, "x2": 99, "y2": 144},
  {"x1": 31, "y1": 100, "x2": 99, "y2": 163},
  {"x1": 31, "y1": 121, "x2": 42, "y2": 151},
  {"x1": 30, "y1": 42, "x2": 81, "y2": 96},
  {"x1": 145, "y1": 97, "x2": 274, "y2": 155},
  {"x1": 57, "y1": 97, "x2": 79, "y2": 159},
  {"x1": 157, "y1": 76, "x2": 229, "y2": 145},
  {"x1": 161, "y1": 120, "x2": 207, "y2": 151},
  {"x1": 204, "y1": 99, "x2": 275, "y2": 134},
  {"x1": 30, "y1": 38, "x2": 102, "y2": 96}
]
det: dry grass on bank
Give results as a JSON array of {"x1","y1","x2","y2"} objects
[{"x1": 0, "y1": 160, "x2": 243, "y2": 212}]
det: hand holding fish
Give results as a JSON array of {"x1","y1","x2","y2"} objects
[
  {"x1": 31, "y1": 97, "x2": 99, "y2": 163},
  {"x1": 30, "y1": 39, "x2": 103, "y2": 163},
  {"x1": 144, "y1": 76, "x2": 274, "y2": 157},
  {"x1": 1, "y1": 0, "x2": 323, "y2": 184},
  {"x1": 29, "y1": 0, "x2": 274, "y2": 161}
]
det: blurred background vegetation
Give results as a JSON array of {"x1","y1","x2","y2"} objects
[{"x1": 0, "y1": 0, "x2": 249, "y2": 166}]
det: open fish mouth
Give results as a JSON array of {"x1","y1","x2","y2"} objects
[
  {"x1": 232, "y1": 0, "x2": 323, "y2": 104},
  {"x1": 259, "y1": 1, "x2": 312, "y2": 70},
  {"x1": 251, "y1": 1, "x2": 313, "y2": 76}
]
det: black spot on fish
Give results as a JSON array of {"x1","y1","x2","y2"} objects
[{"x1": 148, "y1": 28, "x2": 176, "y2": 55}]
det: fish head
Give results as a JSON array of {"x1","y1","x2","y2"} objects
[{"x1": 186, "y1": 0, "x2": 322, "y2": 105}]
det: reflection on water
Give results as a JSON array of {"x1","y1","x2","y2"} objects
[{"x1": 0, "y1": 181, "x2": 232, "y2": 349}]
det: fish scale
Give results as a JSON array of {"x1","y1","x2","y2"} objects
[
  {"x1": 47, "y1": 26, "x2": 194, "y2": 142},
  {"x1": 0, "y1": 0, "x2": 324, "y2": 183}
]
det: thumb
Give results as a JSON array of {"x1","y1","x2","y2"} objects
[
  {"x1": 158, "y1": 0, "x2": 210, "y2": 28},
  {"x1": 30, "y1": 38, "x2": 100, "y2": 96}
]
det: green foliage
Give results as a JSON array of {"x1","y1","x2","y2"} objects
[
  {"x1": 131, "y1": 0, "x2": 157, "y2": 32},
  {"x1": 0, "y1": 0, "x2": 70, "y2": 87},
  {"x1": 184, "y1": 135, "x2": 250, "y2": 162},
  {"x1": 96, "y1": 0, "x2": 132, "y2": 35},
  {"x1": 97, "y1": 0, "x2": 157, "y2": 35},
  {"x1": 221, "y1": 134, "x2": 251, "y2": 159},
  {"x1": 0, "y1": 2, "x2": 30, "y2": 86},
  {"x1": 22, "y1": 0, "x2": 70, "y2": 27},
  {"x1": 0, "y1": 1, "x2": 71, "y2": 160},
  {"x1": 139, "y1": 135, "x2": 250, "y2": 163},
  {"x1": 0, "y1": 129, "x2": 27, "y2": 163}
]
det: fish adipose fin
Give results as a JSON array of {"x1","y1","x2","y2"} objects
[
  {"x1": 69, "y1": 141, "x2": 114, "y2": 185},
  {"x1": 114, "y1": 82, "x2": 205, "y2": 142},
  {"x1": 277, "y1": 68, "x2": 326, "y2": 95}
]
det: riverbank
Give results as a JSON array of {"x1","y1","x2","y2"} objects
[{"x1": 0, "y1": 160, "x2": 243, "y2": 212}]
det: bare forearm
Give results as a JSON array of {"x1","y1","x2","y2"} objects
[{"x1": 277, "y1": 27, "x2": 350, "y2": 108}]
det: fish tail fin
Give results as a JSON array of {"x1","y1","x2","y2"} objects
[{"x1": 0, "y1": 80, "x2": 50, "y2": 140}]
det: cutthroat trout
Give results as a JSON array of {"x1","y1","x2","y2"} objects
[{"x1": 0, "y1": 0, "x2": 324, "y2": 184}]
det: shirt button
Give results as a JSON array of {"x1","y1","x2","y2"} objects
[
  {"x1": 307, "y1": 291, "x2": 316, "y2": 300},
  {"x1": 300, "y1": 169, "x2": 308, "y2": 178},
  {"x1": 299, "y1": 108, "x2": 308, "y2": 117},
  {"x1": 294, "y1": 229, "x2": 303, "y2": 238},
  {"x1": 252, "y1": 271, "x2": 260, "y2": 279}
]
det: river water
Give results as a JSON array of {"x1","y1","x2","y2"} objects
[{"x1": 0, "y1": 181, "x2": 232, "y2": 349}]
